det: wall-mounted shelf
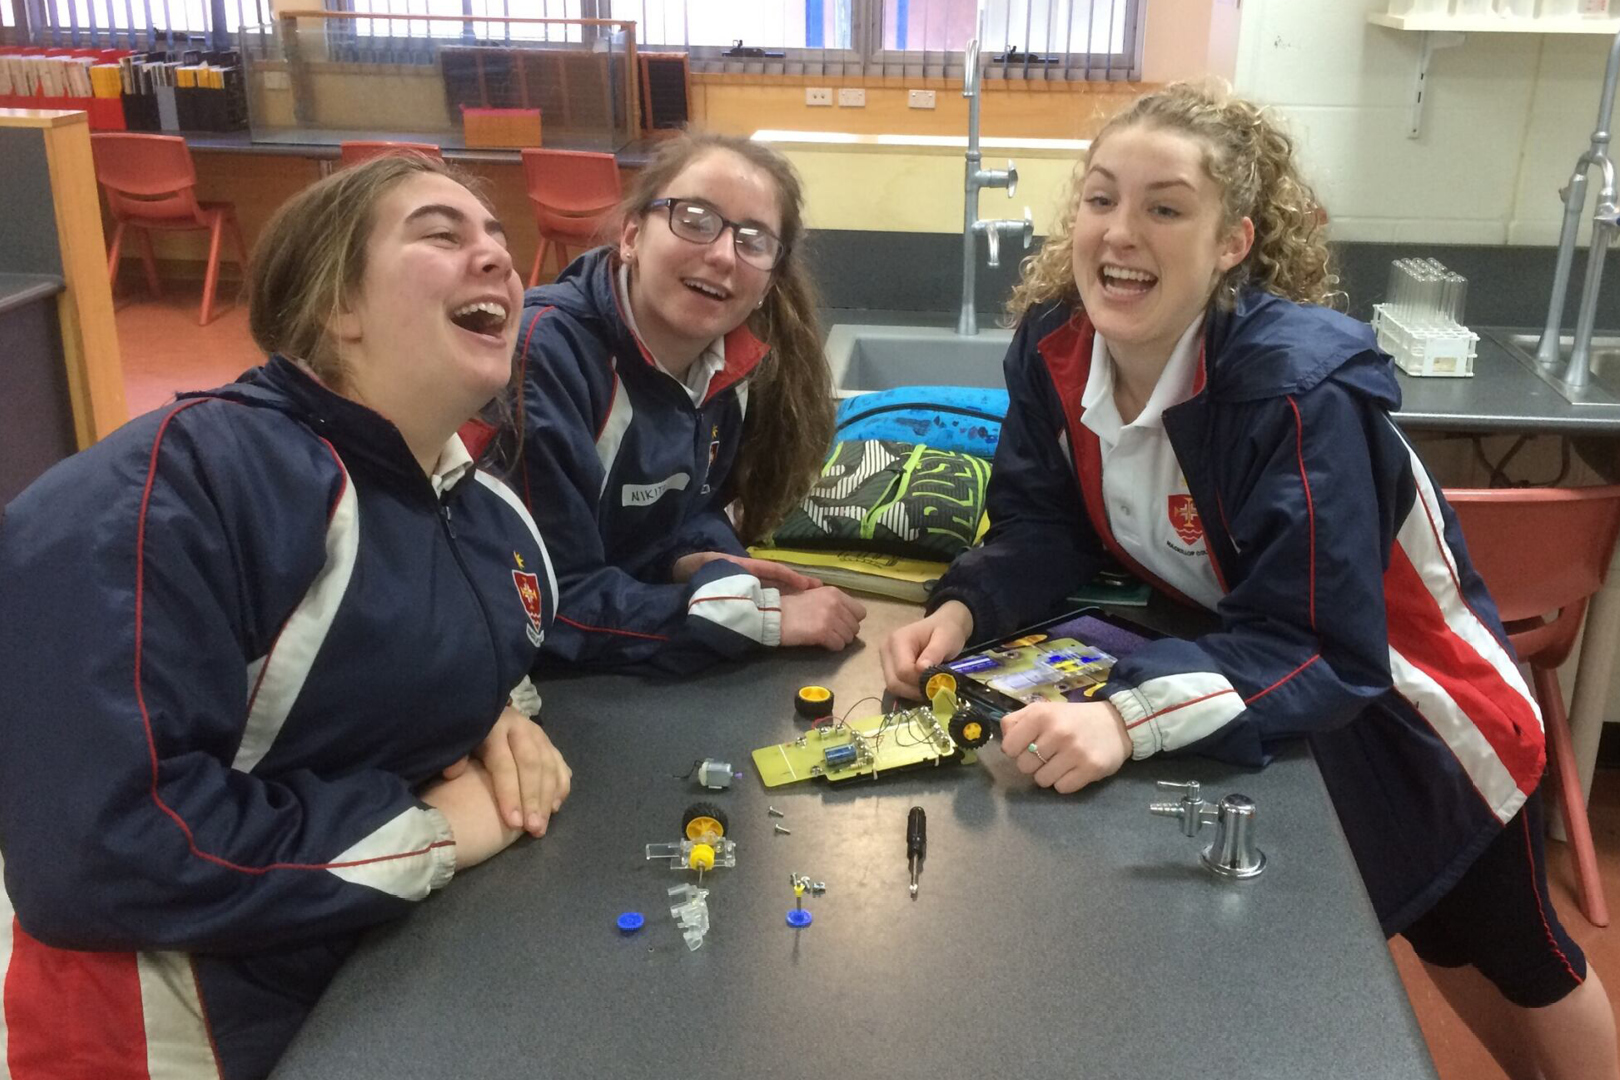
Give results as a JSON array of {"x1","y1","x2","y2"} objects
[
  {"x1": 1369, "y1": 11, "x2": 1619, "y2": 139},
  {"x1": 1368, "y1": 12, "x2": 1620, "y2": 33}
]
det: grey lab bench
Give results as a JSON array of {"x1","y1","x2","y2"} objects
[{"x1": 272, "y1": 600, "x2": 1436, "y2": 1080}]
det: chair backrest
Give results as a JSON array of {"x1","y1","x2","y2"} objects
[
  {"x1": 520, "y1": 148, "x2": 623, "y2": 216},
  {"x1": 90, "y1": 133, "x2": 202, "y2": 223},
  {"x1": 1445, "y1": 485, "x2": 1620, "y2": 664},
  {"x1": 339, "y1": 140, "x2": 444, "y2": 167}
]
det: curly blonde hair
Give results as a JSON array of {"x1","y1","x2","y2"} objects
[{"x1": 1006, "y1": 81, "x2": 1341, "y2": 323}]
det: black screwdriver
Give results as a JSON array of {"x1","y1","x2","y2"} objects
[{"x1": 907, "y1": 806, "x2": 926, "y2": 899}]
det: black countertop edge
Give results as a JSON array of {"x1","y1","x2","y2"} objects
[
  {"x1": 0, "y1": 274, "x2": 65, "y2": 316},
  {"x1": 181, "y1": 129, "x2": 661, "y2": 167}
]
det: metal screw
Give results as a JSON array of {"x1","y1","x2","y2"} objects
[
  {"x1": 774, "y1": 824, "x2": 792, "y2": 835},
  {"x1": 767, "y1": 806, "x2": 785, "y2": 818}
]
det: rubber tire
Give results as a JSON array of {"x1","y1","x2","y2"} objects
[
  {"x1": 795, "y1": 685, "x2": 835, "y2": 720},
  {"x1": 683, "y1": 801, "x2": 729, "y2": 839},
  {"x1": 948, "y1": 707, "x2": 992, "y2": 750}
]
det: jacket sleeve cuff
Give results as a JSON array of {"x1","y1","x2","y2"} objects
[
  {"x1": 761, "y1": 588, "x2": 782, "y2": 647},
  {"x1": 1109, "y1": 685, "x2": 1161, "y2": 760},
  {"x1": 424, "y1": 806, "x2": 457, "y2": 890}
]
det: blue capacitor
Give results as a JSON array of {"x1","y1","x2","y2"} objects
[{"x1": 823, "y1": 743, "x2": 857, "y2": 768}]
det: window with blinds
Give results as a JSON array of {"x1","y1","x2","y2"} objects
[
  {"x1": 6, "y1": 0, "x2": 1137, "y2": 78},
  {"x1": 12, "y1": 0, "x2": 269, "y2": 47},
  {"x1": 319, "y1": 0, "x2": 1137, "y2": 79}
]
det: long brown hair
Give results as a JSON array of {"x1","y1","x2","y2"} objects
[
  {"x1": 250, "y1": 153, "x2": 525, "y2": 441},
  {"x1": 1007, "y1": 81, "x2": 1341, "y2": 323},
  {"x1": 617, "y1": 134, "x2": 834, "y2": 543}
]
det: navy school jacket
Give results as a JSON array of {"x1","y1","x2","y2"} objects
[
  {"x1": 929, "y1": 292, "x2": 1545, "y2": 933},
  {"x1": 505, "y1": 247, "x2": 784, "y2": 674},
  {"x1": 0, "y1": 356, "x2": 555, "y2": 1080}
]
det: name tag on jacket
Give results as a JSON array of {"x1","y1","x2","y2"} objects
[{"x1": 621, "y1": 473, "x2": 690, "y2": 507}]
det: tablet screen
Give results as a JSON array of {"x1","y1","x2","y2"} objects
[{"x1": 943, "y1": 613, "x2": 1155, "y2": 706}]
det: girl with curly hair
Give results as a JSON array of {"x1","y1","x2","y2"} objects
[{"x1": 882, "y1": 82, "x2": 1616, "y2": 1080}]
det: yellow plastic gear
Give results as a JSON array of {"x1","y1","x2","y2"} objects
[
  {"x1": 924, "y1": 672, "x2": 957, "y2": 699},
  {"x1": 688, "y1": 843, "x2": 716, "y2": 871},
  {"x1": 685, "y1": 816, "x2": 723, "y2": 840},
  {"x1": 961, "y1": 720, "x2": 983, "y2": 743}
]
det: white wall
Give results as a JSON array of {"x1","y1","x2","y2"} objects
[{"x1": 1233, "y1": 0, "x2": 1614, "y2": 246}]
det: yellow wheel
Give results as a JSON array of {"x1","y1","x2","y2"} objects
[
  {"x1": 682, "y1": 801, "x2": 728, "y2": 840},
  {"x1": 924, "y1": 672, "x2": 957, "y2": 699},
  {"x1": 948, "y1": 707, "x2": 992, "y2": 750},
  {"x1": 688, "y1": 843, "x2": 716, "y2": 872},
  {"x1": 795, "y1": 685, "x2": 834, "y2": 719}
]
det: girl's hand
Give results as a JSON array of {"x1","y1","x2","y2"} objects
[
  {"x1": 880, "y1": 601, "x2": 973, "y2": 699},
  {"x1": 465, "y1": 707, "x2": 572, "y2": 837},
  {"x1": 670, "y1": 551, "x2": 822, "y2": 593},
  {"x1": 778, "y1": 587, "x2": 866, "y2": 650},
  {"x1": 998, "y1": 700, "x2": 1132, "y2": 795}
]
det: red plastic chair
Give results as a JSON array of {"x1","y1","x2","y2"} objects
[
  {"x1": 338, "y1": 140, "x2": 444, "y2": 167},
  {"x1": 91, "y1": 133, "x2": 246, "y2": 326},
  {"x1": 520, "y1": 148, "x2": 622, "y2": 287},
  {"x1": 1446, "y1": 485, "x2": 1620, "y2": 927}
]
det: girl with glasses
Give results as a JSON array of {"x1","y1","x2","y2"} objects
[
  {"x1": 881, "y1": 83, "x2": 1617, "y2": 1079},
  {"x1": 0, "y1": 156, "x2": 571, "y2": 1079},
  {"x1": 495, "y1": 133, "x2": 866, "y2": 674}
]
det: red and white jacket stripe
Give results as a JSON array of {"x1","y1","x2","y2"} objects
[
  {"x1": 929, "y1": 293, "x2": 1544, "y2": 933},
  {"x1": 0, "y1": 357, "x2": 554, "y2": 1078}
]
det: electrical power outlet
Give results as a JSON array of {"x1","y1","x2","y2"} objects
[
  {"x1": 805, "y1": 87, "x2": 833, "y2": 106},
  {"x1": 908, "y1": 89, "x2": 936, "y2": 109},
  {"x1": 837, "y1": 88, "x2": 866, "y2": 107}
]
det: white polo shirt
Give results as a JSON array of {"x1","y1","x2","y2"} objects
[
  {"x1": 617, "y1": 262, "x2": 727, "y2": 406},
  {"x1": 1079, "y1": 316, "x2": 1224, "y2": 610}
]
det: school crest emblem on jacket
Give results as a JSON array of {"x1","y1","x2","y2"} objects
[
  {"x1": 1167, "y1": 495, "x2": 1203, "y2": 545},
  {"x1": 513, "y1": 570, "x2": 544, "y2": 646}
]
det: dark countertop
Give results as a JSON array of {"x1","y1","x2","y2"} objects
[
  {"x1": 1396, "y1": 329, "x2": 1620, "y2": 435},
  {"x1": 182, "y1": 128, "x2": 663, "y2": 167},
  {"x1": 272, "y1": 603, "x2": 1435, "y2": 1080},
  {"x1": 818, "y1": 310, "x2": 1620, "y2": 437},
  {"x1": 0, "y1": 273, "x2": 64, "y2": 316}
]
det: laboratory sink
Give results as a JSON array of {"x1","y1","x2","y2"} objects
[{"x1": 1488, "y1": 330, "x2": 1620, "y2": 408}]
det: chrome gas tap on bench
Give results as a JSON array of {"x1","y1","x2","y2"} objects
[
  {"x1": 1537, "y1": 29, "x2": 1620, "y2": 390},
  {"x1": 1150, "y1": 780, "x2": 1267, "y2": 879},
  {"x1": 957, "y1": 2, "x2": 1034, "y2": 337}
]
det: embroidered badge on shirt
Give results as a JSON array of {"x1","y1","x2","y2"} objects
[
  {"x1": 1167, "y1": 494, "x2": 1204, "y2": 546},
  {"x1": 513, "y1": 569, "x2": 544, "y2": 646}
]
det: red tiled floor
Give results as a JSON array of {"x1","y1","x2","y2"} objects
[
  {"x1": 1391, "y1": 768, "x2": 1620, "y2": 1079},
  {"x1": 113, "y1": 294, "x2": 1620, "y2": 1076},
  {"x1": 114, "y1": 278, "x2": 259, "y2": 420}
]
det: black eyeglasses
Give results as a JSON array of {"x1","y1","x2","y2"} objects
[{"x1": 645, "y1": 198, "x2": 786, "y2": 271}]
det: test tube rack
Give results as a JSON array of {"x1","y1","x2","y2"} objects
[{"x1": 1372, "y1": 257, "x2": 1479, "y2": 378}]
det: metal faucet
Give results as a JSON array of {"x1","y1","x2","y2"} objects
[
  {"x1": 957, "y1": 3, "x2": 1034, "y2": 336},
  {"x1": 1149, "y1": 780, "x2": 1267, "y2": 879},
  {"x1": 1537, "y1": 29, "x2": 1620, "y2": 389}
]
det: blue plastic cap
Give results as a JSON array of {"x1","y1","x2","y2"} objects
[
  {"x1": 617, "y1": 912, "x2": 645, "y2": 933},
  {"x1": 785, "y1": 909, "x2": 813, "y2": 928}
]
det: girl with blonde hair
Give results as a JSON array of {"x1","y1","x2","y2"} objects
[{"x1": 882, "y1": 83, "x2": 1616, "y2": 1080}]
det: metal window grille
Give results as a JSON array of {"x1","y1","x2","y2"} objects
[
  {"x1": 313, "y1": 0, "x2": 1138, "y2": 80},
  {"x1": 13, "y1": 0, "x2": 268, "y2": 48}
]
